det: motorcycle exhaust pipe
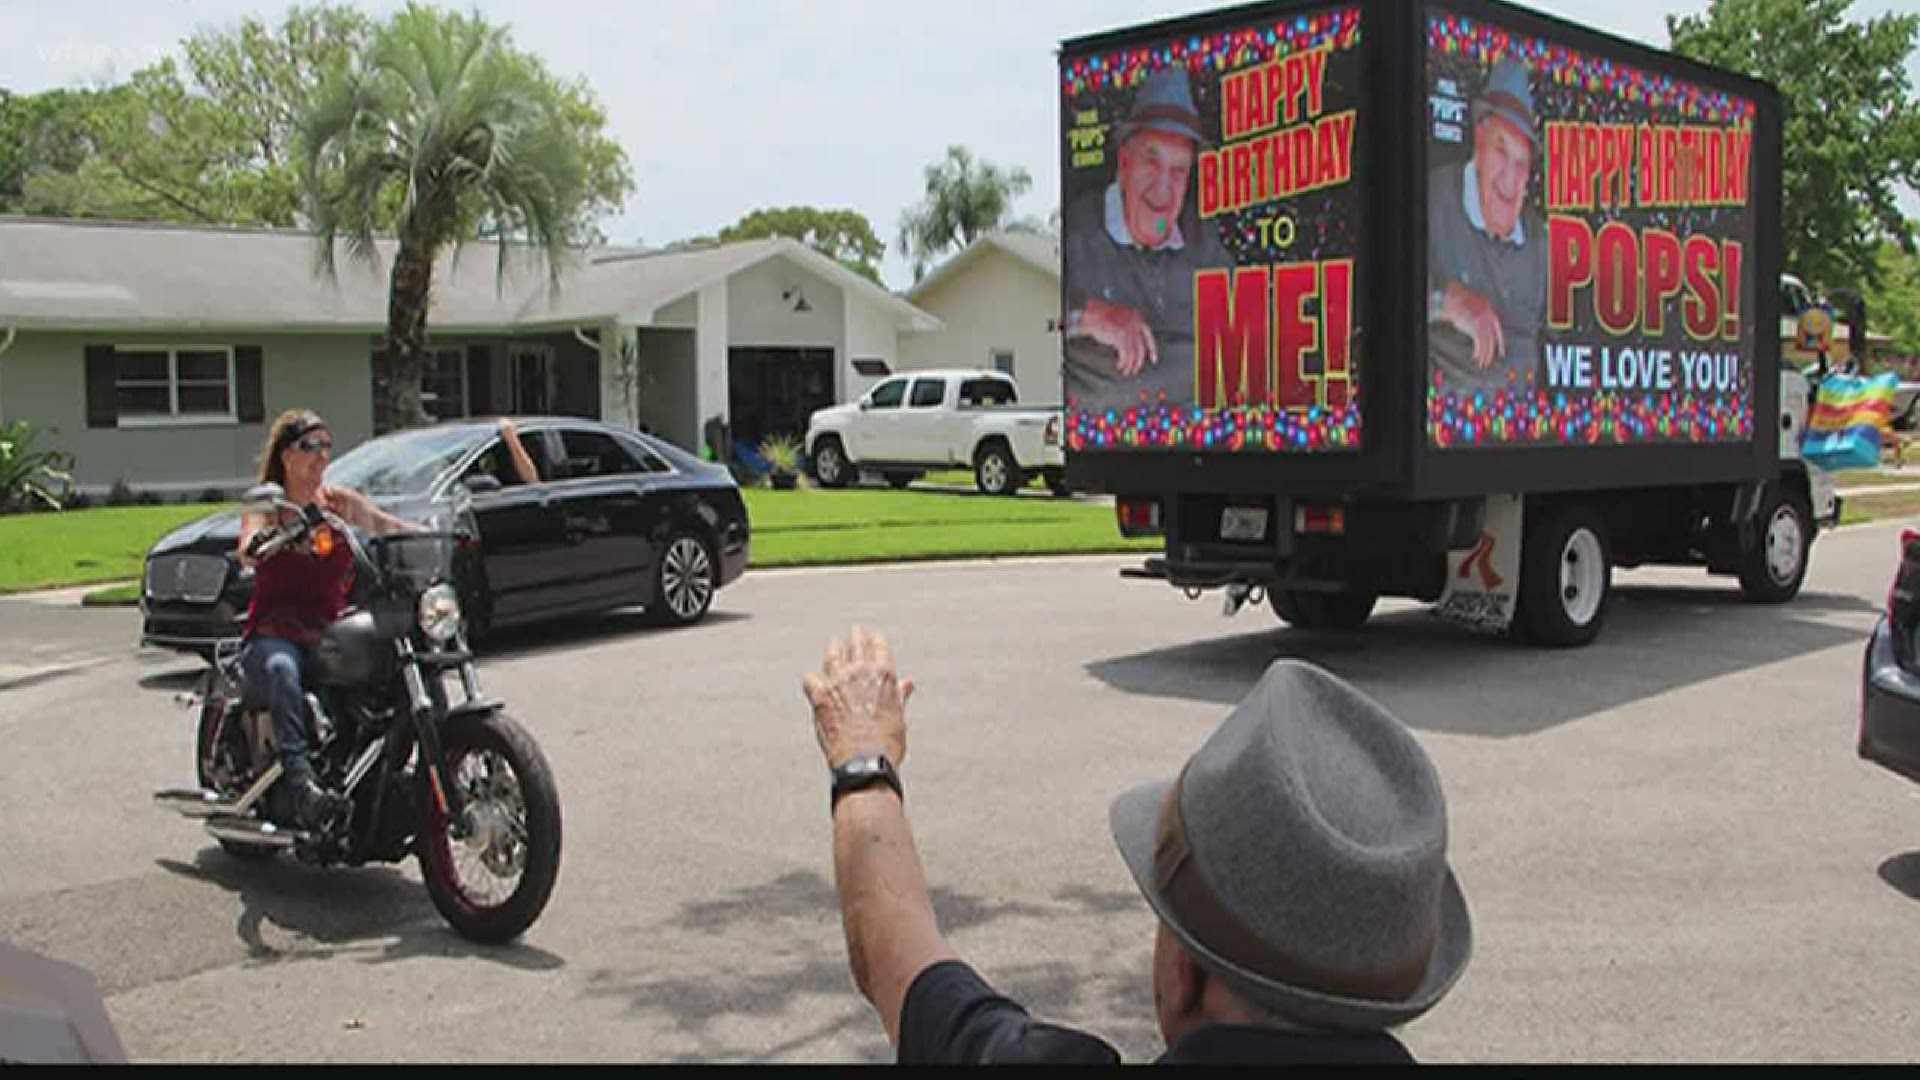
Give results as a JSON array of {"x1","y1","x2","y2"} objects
[
  {"x1": 154, "y1": 787, "x2": 236, "y2": 819},
  {"x1": 153, "y1": 762, "x2": 283, "y2": 819},
  {"x1": 203, "y1": 815, "x2": 300, "y2": 849}
]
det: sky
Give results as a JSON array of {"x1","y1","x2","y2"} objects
[{"x1": 1, "y1": 0, "x2": 1915, "y2": 290}]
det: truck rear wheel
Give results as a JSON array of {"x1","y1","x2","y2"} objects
[
  {"x1": 1516, "y1": 502, "x2": 1611, "y2": 648},
  {"x1": 1270, "y1": 590, "x2": 1377, "y2": 631},
  {"x1": 975, "y1": 443, "x2": 1023, "y2": 497},
  {"x1": 1737, "y1": 483, "x2": 1812, "y2": 604},
  {"x1": 811, "y1": 437, "x2": 851, "y2": 489}
]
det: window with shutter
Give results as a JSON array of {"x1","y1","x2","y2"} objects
[{"x1": 100, "y1": 345, "x2": 236, "y2": 424}]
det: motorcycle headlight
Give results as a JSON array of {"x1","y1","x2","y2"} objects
[{"x1": 417, "y1": 583, "x2": 463, "y2": 645}]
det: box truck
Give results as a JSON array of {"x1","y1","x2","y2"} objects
[{"x1": 1058, "y1": 0, "x2": 1838, "y2": 645}]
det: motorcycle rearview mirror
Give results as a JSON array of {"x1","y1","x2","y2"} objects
[{"x1": 242, "y1": 482, "x2": 285, "y2": 514}]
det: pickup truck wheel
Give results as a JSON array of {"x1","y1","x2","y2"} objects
[
  {"x1": 1269, "y1": 590, "x2": 1376, "y2": 630},
  {"x1": 1515, "y1": 502, "x2": 1610, "y2": 647},
  {"x1": 811, "y1": 438, "x2": 850, "y2": 489},
  {"x1": 975, "y1": 444, "x2": 1022, "y2": 497},
  {"x1": 1737, "y1": 483, "x2": 1811, "y2": 604}
]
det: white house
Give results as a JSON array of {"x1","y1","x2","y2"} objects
[
  {"x1": 0, "y1": 216, "x2": 940, "y2": 493},
  {"x1": 897, "y1": 231, "x2": 1062, "y2": 404}
]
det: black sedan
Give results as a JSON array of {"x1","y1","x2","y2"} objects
[
  {"x1": 141, "y1": 417, "x2": 751, "y2": 655},
  {"x1": 1861, "y1": 528, "x2": 1920, "y2": 785}
]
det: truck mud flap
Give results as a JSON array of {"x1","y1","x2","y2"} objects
[{"x1": 1435, "y1": 495, "x2": 1524, "y2": 633}]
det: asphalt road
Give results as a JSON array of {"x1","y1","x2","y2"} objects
[{"x1": 0, "y1": 520, "x2": 1916, "y2": 1063}]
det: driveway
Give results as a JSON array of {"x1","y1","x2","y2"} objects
[{"x1": 0, "y1": 525, "x2": 1914, "y2": 1062}]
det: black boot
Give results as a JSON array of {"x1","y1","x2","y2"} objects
[{"x1": 285, "y1": 774, "x2": 349, "y2": 832}]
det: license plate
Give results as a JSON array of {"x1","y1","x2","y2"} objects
[{"x1": 1221, "y1": 507, "x2": 1268, "y2": 541}]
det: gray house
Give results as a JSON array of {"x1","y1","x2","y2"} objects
[{"x1": 0, "y1": 216, "x2": 940, "y2": 494}]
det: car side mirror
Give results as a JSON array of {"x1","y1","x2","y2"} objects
[
  {"x1": 462, "y1": 474, "x2": 503, "y2": 495},
  {"x1": 858, "y1": 400, "x2": 871, "y2": 411},
  {"x1": 242, "y1": 482, "x2": 284, "y2": 514}
]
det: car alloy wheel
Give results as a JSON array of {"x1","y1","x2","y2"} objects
[{"x1": 660, "y1": 536, "x2": 714, "y2": 623}]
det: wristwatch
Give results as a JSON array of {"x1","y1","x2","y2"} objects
[{"x1": 830, "y1": 754, "x2": 902, "y2": 810}]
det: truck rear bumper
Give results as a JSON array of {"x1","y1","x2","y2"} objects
[{"x1": 1121, "y1": 556, "x2": 1346, "y2": 593}]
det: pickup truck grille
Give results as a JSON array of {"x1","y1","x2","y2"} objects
[{"x1": 146, "y1": 554, "x2": 228, "y2": 603}]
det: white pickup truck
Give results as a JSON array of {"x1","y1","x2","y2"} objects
[{"x1": 804, "y1": 369, "x2": 1067, "y2": 495}]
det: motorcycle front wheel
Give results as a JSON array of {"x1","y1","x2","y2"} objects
[{"x1": 417, "y1": 710, "x2": 563, "y2": 944}]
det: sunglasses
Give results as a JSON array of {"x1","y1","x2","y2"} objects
[{"x1": 293, "y1": 434, "x2": 333, "y2": 454}]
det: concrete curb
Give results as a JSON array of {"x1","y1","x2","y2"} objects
[{"x1": 2, "y1": 581, "x2": 136, "y2": 605}]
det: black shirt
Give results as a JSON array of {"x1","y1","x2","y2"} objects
[{"x1": 898, "y1": 961, "x2": 1417, "y2": 1065}]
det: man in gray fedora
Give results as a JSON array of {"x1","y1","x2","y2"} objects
[
  {"x1": 1428, "y1": 57, "x2": 1549, "y2": 392},
  {"x1": 1062, "y1": 65, "x2": 1233, "y2": 415},
  {"x1": 803, "y1": 625, "x2": 1472, "y2": 1063}
]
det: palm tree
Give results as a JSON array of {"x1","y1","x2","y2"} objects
[
  {"x1": 897, "y1": 145, "x2": 1033, "y2": 281},
  {"x1": 300, "y1": 3, "x2": 592, "y2": 430}
]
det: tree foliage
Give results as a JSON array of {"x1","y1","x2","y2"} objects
[
  {"x1": 717, "y1": 206, "x2": 886, "y2": 283},
  {"x1": 1668, "y1": 0, "x2": 1920, "y2": 293},
  {"x1": 897, "y1": 145, "x2": 1033, "y2": 281},
  {"x1": 0, "y1": 2, "x2": 630, "y2": 241},
  {"x1": 1865, "y1": 239, "x2": 1920, "y2": 354},
  {"x1": 302, "y1": 2, "x2": 624, "y2": 429}
]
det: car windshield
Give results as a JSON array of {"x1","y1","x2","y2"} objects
[{"x1": 324, "y1": 426, "x2": 485, "y2": 496}]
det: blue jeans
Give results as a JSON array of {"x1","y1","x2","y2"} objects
[{"x1": 242, "y1": 636, "x2": 317, "y2": 784}]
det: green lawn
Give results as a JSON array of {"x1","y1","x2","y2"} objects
[
  {"x1": 738, "y1": 486, "x2": 1152, "y2": 567},
  {"x1": 2, "y1": 489, "x2": 1149, "y2": 598},
  {"x1": 18, "y1": 479, "x2": 1920, "y2": 605},
  {"x1": 1834, "y1": 469, "x2": 1920, "y2": 489},
  {"x1": 0, "y1": 504, "x2": 233, "y2": 594},
  {"x1": 1840, "y1": 487, "x2": 1920, "y2": 526}
]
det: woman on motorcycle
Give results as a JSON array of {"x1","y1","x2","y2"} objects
[{"x1": 237, "y1": 409, "x2": 421, "y2": 829}]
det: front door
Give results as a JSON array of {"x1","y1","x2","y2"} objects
[
  {"x1": 509, "y1": 345, "x2": 554, "y2": 414},
  {"x1": 728, "y1": 347, "x2": 836, "y2": 450}
]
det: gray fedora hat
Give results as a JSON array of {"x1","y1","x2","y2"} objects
[
  {"x1": 1116, "y1": 67, "x2": 1207, "y2": 147},
  {"x1": 1108, "y1": 660, "x2": 1472, "y2": 1032},
  {"x1": 1470, "y1": 58, "x2": 1540, "y2": 151}
]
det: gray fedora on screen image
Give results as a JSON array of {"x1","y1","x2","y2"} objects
[
  {"x1": 1470, "y1": 58, "x2": 1540, "y2": 150},
  {"x1": 1108, "y1": 660, "x2": 1472, "y2": 1032},
  {"x1": 1116, "y1": 66, "x2": 1207, "y2": 147}
]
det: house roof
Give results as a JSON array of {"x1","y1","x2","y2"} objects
[
  {"x1": 905, "y1": 230, "x2": 1060, "y2": 303},
  {"x1": 0, "y1": 216, "x2": 940, "y2": 334}
]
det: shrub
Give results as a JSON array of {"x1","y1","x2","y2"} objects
[
  {"x1": 758, "y1": 433, "x2": 803, "y2": 477},
  {"x1": 199, "y1": 486, "x2": 228, "y2": 504},
  {"x1": 0, "y1": 420, "x2": 75, "y2": 513},
  {"x1": 107, "y1": 478, "x2": 138, "y2": 506}
]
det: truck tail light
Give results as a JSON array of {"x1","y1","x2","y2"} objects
[
  {"x1": 1295, "y1": 505, "x2": 1346, "y2": 536},
  {"x1": 1117, "y1": 497, "x2": 1162, "y2": 537},
  {"x1": 1044, "y1": 415, "x2": 1061, "y2": 445}
]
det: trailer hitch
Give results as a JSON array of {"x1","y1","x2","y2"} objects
[{"x1": 1221, "y1": 583, "x2": 1266, "y2": 617}]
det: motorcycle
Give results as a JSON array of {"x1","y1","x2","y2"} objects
[{"x1": 155, "y1": 482, "x2": 563, "y2": 944}]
